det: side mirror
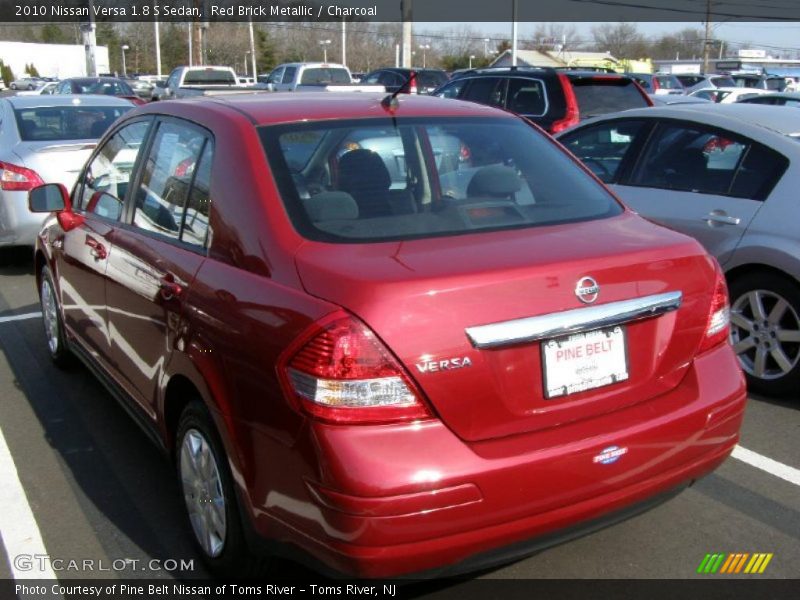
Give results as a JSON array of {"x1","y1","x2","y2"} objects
[
  {"x1": 29, "y1": 183, "x2": 69, "y2": 212},
  {"x1": 28, "y1": 183, "x2": 84, "y2": 232}
]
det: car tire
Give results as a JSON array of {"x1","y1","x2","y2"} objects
[
  {"x1": 10, "y1": 84, "x2": 16, "y2": 90},
  {"x1": 27, "y1": 84, "x2": 34, "y2": 90},
  {"x1": 39, "y1": 265, "x2": 72, "y2": 367},
  {"x1": 728, "y1": 272, "x2": 800, "y2": 397},
  {"x1": 176, "y1": 401, "x2": 267, "y2": 578}
]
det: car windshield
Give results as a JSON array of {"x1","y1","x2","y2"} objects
[
  {"x1": 260, "y1": 116, "x2": 622, "y2": 243},
  {"x1": 14, "y1": 106, "x2": 131, "y2": 141},
  {"x1": 300, "y1": 68, "x2": 351, "y2": 85}
]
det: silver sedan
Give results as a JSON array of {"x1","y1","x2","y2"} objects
[
  {"x1": 0, "y1": 95, "x2": 132, "y2": 250},
  {"x1": 557, "y1": 104, "x2": 800, "y2": 397}
]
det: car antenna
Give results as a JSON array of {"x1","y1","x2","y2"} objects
[{"x1": 381, "y1": 71, "x2": 416, "y2": 112}]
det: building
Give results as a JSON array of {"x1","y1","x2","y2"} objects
[
  {"x1": 490, "y1": 49, "x2": 620, "y2": 70},
  {"x1": 0, "y1": 41, "x2": 110, "y2": 79}
]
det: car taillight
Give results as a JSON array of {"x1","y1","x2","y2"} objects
[
  {"x1": 652, "y1": 77, "x2": 660, "y2": 91},
  {"x1": 279, "y1": 311, "x2": 432, "y2": 424},
  {"x1": 407, "y1": 72, "x2": 418, "y2": 94},
  {"x1": 550, "y1": 73, "x2": 580, "y2": 134},
  {"x1": 0, "y1": 161, "x2": 44, "y2": 191},
  {"x1": 698, "y1": 266, "x2": 731, "y2": 353}
]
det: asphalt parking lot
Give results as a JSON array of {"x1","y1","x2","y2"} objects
[{"x1": 0, "y1": 248, "x2": 798, "y2": 588}]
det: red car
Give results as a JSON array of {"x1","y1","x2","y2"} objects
[{"x1": 28, "y1": 92, "x2": 746, "y2": 578}]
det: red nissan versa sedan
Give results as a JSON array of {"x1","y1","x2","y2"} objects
[{"x1": 28, "y1": 92, "x2": 746, "y2": 578}]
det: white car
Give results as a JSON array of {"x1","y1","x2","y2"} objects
[
  {"x1": 688, "y1": 87, "x2": 771, "y2": 104},
  {"x1": 16, "y1": 82, "x2": 58, "y2": 96}
]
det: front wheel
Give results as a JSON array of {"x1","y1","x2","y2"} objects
[
  {"x1": 176, "y1": 402, "x2": 267, "y2": 578},
  {"x1": 729, "y1": 272, "x2": 800, "y2": 397}
]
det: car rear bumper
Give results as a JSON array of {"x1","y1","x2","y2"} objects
[
  {"x1": 0, "y1": 190, "x2": 47, "y2": 247},
  {"x1": 234, "y1": 342, "x2": 746, "y2": 578}
]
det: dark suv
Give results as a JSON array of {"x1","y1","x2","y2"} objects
[
  {"x1": 432, "y1": 67, "x2": 652, "y2": 133},
  {"x1": 361, "y1": 67, "x2": 449, "y2": 94}
]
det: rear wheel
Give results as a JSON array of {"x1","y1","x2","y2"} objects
[
  {"x1": 176, "y1": 401, "x2": 267, "y2": 578},
  {"x1": 729, "y1": 272, "x2": 800, "y2": 397},
  {"x1": 10, "y1": 83, "x2": 16, "y2": 90},
  {"x1": 39, "y1": 265, "x2": 72, "y2": 367}
]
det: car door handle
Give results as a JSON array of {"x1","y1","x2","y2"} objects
[
  {"x1": 704, "y1": 212, "x2": 741, "y2": 226},
  {"x1": 84, "y1": 236, "x2": 107, "y2": 260},
  {"x1": 159, "y1": 274, "x2": 183, "y2": 301}
]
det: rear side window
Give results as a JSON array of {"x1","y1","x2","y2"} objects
[
  {"x1": 260, "y1": 116, "x2": 622, "y2": 243},
  {"x1": 14, "y1": 106, "x2": 130, "y2": 141},
  {"x1": 631, "y1": 123, "x2": 747, "y2": 195},
  {"x1": 133, "y1": 121, "x2": 210, "y2": 244},
  {"x1": 434, "y1": 78, "x2": 467, "y2": 99},
  {"x1": 729, "y1": 143, "x2": 788, "y2": 200},
  {"x1": 570, "y1": 79, "x2": 648, "y2": 118},
  {"x1": 506, "y1": 78, "x2": 547, "y2": 116}
]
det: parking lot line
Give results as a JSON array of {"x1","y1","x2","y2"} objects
[
  {"x1": 0, "y1": 425, "x2": 56, "y2": 579},
  {"x1": 733, "y1": 444, "x2": 800, "y2": 487},
  {"x1": 0, "y1": 312, "x2": 41, "y2": 324}
]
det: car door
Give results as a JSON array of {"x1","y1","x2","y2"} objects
[
  {"x1": 613, "y1": 120, "x2": 765, "y2": 264},
  {"x1": 58, "y1": 118, "x2": 152, "y2": 366},
  {"x1": 104, "y1": 118, "x2": 212, "y2": 418}
]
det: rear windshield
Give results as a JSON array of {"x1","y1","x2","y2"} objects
[
  {"x1": 183, "y1": 69, "x2": 237, "y2": 85},
  {"x1": 571, "y1": 79, "x2": 649, "y2": 118},
  {"x1": 14, "y1": 106, "x2": 131, "y2": 141},
  {"x1": 260, "y1": 116, "x2": 622, "y2": 243},
  {"x1": 654, "y1": 75, "x2": 682, "y2": 89},
  {"x1": 711, "y1": 76, "x2": 736, "y2": 88},
  {"x1": 300, "y1": 68, "x2": 352, "y2": 85}
]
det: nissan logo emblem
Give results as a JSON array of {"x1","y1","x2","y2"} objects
[{"x1": 575, "y1": 277, "x2": 599, "y2": 304}]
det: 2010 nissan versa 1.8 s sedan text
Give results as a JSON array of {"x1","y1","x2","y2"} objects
[{"x1": 29, "y1": 92, "x2": 746, "y2": 578}]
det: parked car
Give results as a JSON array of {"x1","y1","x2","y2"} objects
[
  {"x1": 737, "y1": 91, "x2": 800, "y2": 107},
  {"x1": 432, "y1": 67, "x2": 652, "y2": 133},
  {"x1": 123, "y1": 77, "x2": 155, "y2": 100},
  {"x1": 16, "y1": 81, "x2": 58, "y2": 96},
  {"x1": 28, "y1": 92, "x2": 745, "y2": 578},
  {"x1": 261, "y1": 62, "x2": 385, "y2": 92},
  {"x1": 688, "y1": 87, "x2": 770, "y2": 103},
  {"x1": 676, "y1": 73, "x2": 737, "y2": 94},
  {"x1": 160, "y1": 66, "x2": 255, "y2": 100},
  {"x1": 10, "y1": 76, "x2": 44, "y2": 90},
  {"x1": 150, "y1": 78, "x2": 169, "y2": 101},
  {"x1": 627, "y1": 72, "x2": 684, "y2": 95},
  {"x1": 557, "y1": 104, "x2": 800, "y2": 395},
  {"x1": 361, "y1": 67, "x2": 449, "y2": 94},
  {"x1": 0, "y1": 95, "x2": 131, "y2": 250},
  {"x1": 54, "y1": 77, "x2": 145, "y2": 105},
  {"x1": 649, "y1": 94, "x2": 711, "y2": 106},
  {"x1": 729, "y1": 72, "x2": 787, "y2": 92}
]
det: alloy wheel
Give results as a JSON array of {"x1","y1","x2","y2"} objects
[
  {"x1": 40, "y1": 277, "x2": 60, "y2": 355},
  {"x1": 180, "y1": 428, "x2": 227, "y2": 558},
  {"x1": 730, "y1": 288, "x2": 800, "y2": 380}
]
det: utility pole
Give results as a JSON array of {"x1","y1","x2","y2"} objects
[
  {"x1": 703, "y1": 0, "x2": 712, "y2": 74},
  {"x1": 511, "y1": 0, "x2": 518, "y2": 66},
  {"x1": 81, "y1": 0, "x2": 98, "y2": 77},
  {"x1": 248, "y1": 18, "x2": 256, "y2": 79},
  {"x1": 342, "y1": 20, "x2": 347, "y2": 67},
  {"x1": 401, "y1": 0, "x2": 412, "y2": 68},
  {"x1": 154, "y1": 19, "x2": 161, "y2": 78}
]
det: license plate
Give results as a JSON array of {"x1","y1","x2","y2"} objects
[{"x1": 542, "y1": 326, "x2": 629, "y2": 399}]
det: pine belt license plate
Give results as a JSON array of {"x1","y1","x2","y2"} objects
[{"x1": 542, "y1": 326, "x2": 629, "y2": 398}]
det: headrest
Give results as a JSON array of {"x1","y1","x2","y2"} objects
[
  {"x1": 303, "y1": 191, "x2": 359, "y2": 221},
  {"x1": 467, "y1": 165, "x2": 522, "y2": 197}
]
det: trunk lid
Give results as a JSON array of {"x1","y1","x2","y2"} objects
[
  {"x1": 294, "y1": 212, "x2": 717, "y2": 441},
  {"x1": 14, "y1": 140, "x2": 96, "y2": 189}
]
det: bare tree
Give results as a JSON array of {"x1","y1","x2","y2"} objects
[{"x1": 591, "y1": 23, "x2": 649, "y2": 59}]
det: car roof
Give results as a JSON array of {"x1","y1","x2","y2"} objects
[
  {"x1": 139, "y1": 91, "x2": 515, "y2": 126},
  {"x1": 5, "y1": 94, "x2": 134, "y2": 108},
  {"x1": 580, "y1": 103, "x2": 800, "y2": 138},
  {"x1": 63, "y1": 77, "x2": 129, "y2": 83},
  {"x1": 748, "y1": 91, "x2": 800, "y2": 100}
]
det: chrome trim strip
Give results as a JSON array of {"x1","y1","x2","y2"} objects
[{"x1": 465, "y1": 291, "x2": 683, "y2": 349}]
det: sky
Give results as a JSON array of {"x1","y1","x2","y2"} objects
[{"x1": 419, "y1": 22, "x2": 800, "y2": 55}]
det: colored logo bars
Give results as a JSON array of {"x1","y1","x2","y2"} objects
[{"x1": 697, "y1": 553, "x2": 773, "y2": 574}]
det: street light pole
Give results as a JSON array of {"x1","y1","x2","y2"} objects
[
  {"x1": 319, "y1": 39, "x2": 331, "y2": 63},
  {"x1": 121, "y1": 44, "x2": 129, "y2": 77},
  {"x1": 245, "y1": 51, "x2": 251, "y2": 77},
  {"x1": 419, "y1": 44, "x2": 430, "y2": 68},
  {"x1": 469, "y1": 54, "x2": 475, "y2": 69},
  {"x1": 484, "y1": 38, "x2": 490, "y2": 57}
]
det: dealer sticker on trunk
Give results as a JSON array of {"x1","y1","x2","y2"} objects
[{"x1": 542, "y1": 326, "x2": 629, "y2": 399}]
